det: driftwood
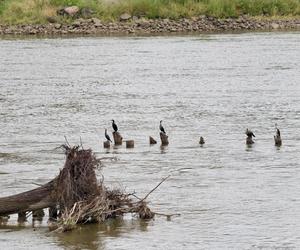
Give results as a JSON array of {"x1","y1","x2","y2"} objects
[
  {"x1": 103, "y1": 140, "x2": 110, "y2": 148},
  {"x1": 149, "y1": 136, "x2": 157, "y2": 145},
  {"x1": 126, "y1": 140, "x2": 134, "y2": 148},
  {"x1": 0, "y1": 180, "x2": 56, "y2": 216},
  {"x1": 0, "y1": 146, "x2": 168, "y2": 232},
  {"x1": 113, "y1": 132, "x2": 123, "y2": 145},
  {"x1": 160, "y1": 132, "x2": 169, "y2": 146}
]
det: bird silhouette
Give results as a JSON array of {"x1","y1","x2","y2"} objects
[
  {"x1": 111, "y1": 120, "x2": 118, "y2": 132},
  {"x1": 159, "y1": 120, "x2": 166, "y2": 134},
  {"x1": 245, "y1": 128, "x2": 255, "y2": 138},
  {"x1": 105, "y1": 128, "x2": 112, "y2": 142}
]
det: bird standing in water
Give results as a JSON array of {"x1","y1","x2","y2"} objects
[
  {"x1": 112, "y1": 120, "x2": 118, "y2": 132},
  {"x1": 159, "y1": 120, "x2": 166, "y2": 134},
  {"x1": 105, "y1": 129, "x2": 112, "y2": 142},
  {"x1": 274, "y1": 124, "x2": 282, "y2": 146},
  {"x1": 246, "y1": 128, "x2": 255, "y2": 138},
  {"x1": 245, "y1": 128, "x2": 255, "y2": 145}
]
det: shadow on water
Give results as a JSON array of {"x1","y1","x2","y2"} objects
[{"x1": 53, "y1": 218, "x2": 150, "y2": 250}]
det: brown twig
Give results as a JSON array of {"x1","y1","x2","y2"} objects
[{"x1": 140, "y1": 175, "x2": 170, "y2": 202}]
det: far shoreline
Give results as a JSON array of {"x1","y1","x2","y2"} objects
[{"x1": 1, "y1": 16, "x2": 300, "y2": 37}]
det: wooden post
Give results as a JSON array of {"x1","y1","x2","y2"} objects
[
  {"x1": 103, "y1": 141, "x2": 110, "y2": 148},
  {"x1": 160, "y1": 132, "x2": 169, "y2": 146},
  {"x1": 126, "y1": 140, "x2": 134, "y2": 148},
  {"x1": 113, "y1": 132, "x2": 123, "y2": 145},
  {"x1": 149, "y1": 136, "x2": 157, "y2": 145}
]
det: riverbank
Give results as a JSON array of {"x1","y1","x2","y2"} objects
[{"x1": 0, "y1": 16, "x2": 300, "y2": 36}]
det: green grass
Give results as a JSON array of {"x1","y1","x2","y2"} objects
[{"x1": 0, "y1": 0, "x2": 300, "y2": 24}]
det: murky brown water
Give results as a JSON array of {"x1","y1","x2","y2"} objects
[{"x1": 0, "y1": 32, "x2": 300, "y2": 249}]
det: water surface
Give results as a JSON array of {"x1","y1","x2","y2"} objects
[{"x1": 0, "y1": 32, "x2": 300, "y2": 249}]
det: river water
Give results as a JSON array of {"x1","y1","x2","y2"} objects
[{"x1": 0, "y1": 32, "x2": 300, "y2": 249}]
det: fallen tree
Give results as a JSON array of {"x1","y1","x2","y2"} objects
[{"x1": 0, "y1": 145, "x2": 167, "y2": 231}]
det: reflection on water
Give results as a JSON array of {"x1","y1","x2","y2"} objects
[
  {"x1": 0, "y1": 32, "x2": 300, "y2": 249},
  {"x1": 55, "y1": 218, "x2": 151, "y2": 250}
]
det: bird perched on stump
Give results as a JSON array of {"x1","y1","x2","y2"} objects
[
  {"x1": 274, "y1": 125, "x2": 282, "y2": 146},
  {"x1": 105, "y1": 128, "x2": 112, "y2": 142},
  {"x1": 245, "y1": 128, "x2": 255, "y2": 145},
  {"x1": 159, "y1": 120, "x2": 166, "y2": 134},
  {"x1": 111, "y1": 120, "x2": 118, "y2": 132}
]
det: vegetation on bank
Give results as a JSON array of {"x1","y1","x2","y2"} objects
[{"x1": 0, "y1": 0, "x2": 300, "y2": 24}]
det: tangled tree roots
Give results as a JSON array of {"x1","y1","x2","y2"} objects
[{"x1": 55, "y1": 146, "x2": 156, "y2": 232}]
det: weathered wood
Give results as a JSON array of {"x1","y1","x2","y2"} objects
[
  {"x1": 103, "y1": 140, "x2": 110, "y2": 148},
  {"x1": 126, "y1": 140, "x2": 134, "y2": 148},
  {"x1": 160, "y1": 132, "x2": 169, "y2": 146},
  {"x1": 0, "y1": 181, "x2": 56, "y2": 216},
  {"x1": 49, "y1": 206, "x2": 58, "y2": 220},
  {"x1": 112, "y1": 131, "x2": 123, "y2": 145},
  {"x1": 149, "y1": 136, "x2": 157, "y2": 145}
]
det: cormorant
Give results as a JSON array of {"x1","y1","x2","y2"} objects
[
  {"x1": 112, "y1": 120, "x2": 118, "y2": 132},
  {"x1": 245, "y1": 128, "x2": 255, "y2": 138},
  {"x1": 274, "y1": 125, "x2": 282, "y2": 146},
  {"x1": 199, "y1": 136, "x2": 205, "y2": 145},
  {"x1": 105, "y1": 129, "x2": 112, "y2": 142},
  {"x1": 159, "y1": 120, "x2": 166, "y2": 134}
]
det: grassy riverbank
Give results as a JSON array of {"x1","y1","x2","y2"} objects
[{"x1": 0, "y1": 0, "x2": 300, "y2": 24}]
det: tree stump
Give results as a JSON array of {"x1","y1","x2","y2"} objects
[
  {"x1": 199, "y1": 136, "x2": 205, "y2": 145},
  {"x1": 149, "y1": 136, "x2": 157, "y2": 145},
  {"x1": 113, "y1": 132, "x2": 123, "y2": 145},
  {"x1": 126, "y1": 140, "x2": 134, "y2": 148},
  {"x1": 160, "y1": 132, "x2": 169, "y2": 146},
  {"x1": 103, "y1": 140, "x2": 110, "y2": 148}
]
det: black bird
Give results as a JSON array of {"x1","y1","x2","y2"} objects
[
  {"x1": 274, "y1": 124, "x2": 282, "y2": 146},
  {"x1": 111, "y1": 120, "x2": 118, "y2": 132},
  {"x1": 276, "y1": 128, "x2": 280, "y2": 137},
  {"x1": 245, "y1": 128, "x2": 255, "y2": 137},
  {"x1": 105, "y1": 129, "x2": 112, "y2": 142},
  {"x1": 159, "y1": 120, "x2": 166, "y2": 134}
]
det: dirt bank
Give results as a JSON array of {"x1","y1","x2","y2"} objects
[{"x1": 0, "y1": 16, "x2": 300, "y2": 36}]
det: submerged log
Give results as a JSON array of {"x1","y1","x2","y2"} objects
[
  {"x1": 0, "y1": 181, "x2": 56, "y2": 216},
  {"x1": 0, "y1": 146, "x2": 157, "y2": 230},
  {"x1": 126, "y1": 140, "x2": 134, "y2": 148},
  {"x1": 160, "y1": 132, "x2": 169, "y2": 146},
  {"x1": 149, "y1": 136, "x2": 157, "y2": 145},
  {"x1": 112, "y1": 131, "x2": 123, "y2": 145}
]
